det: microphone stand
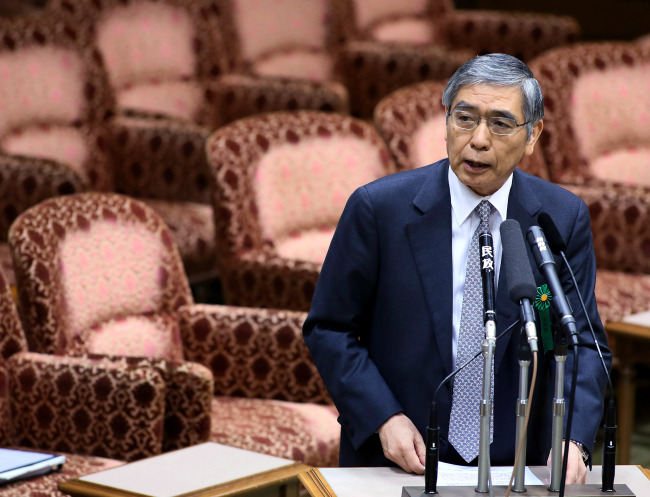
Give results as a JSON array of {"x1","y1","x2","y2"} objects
[
  {"x1": 513, "y1": 333, "x2": 531, "y2": 493},
  {"x1": 476, "y1": 331, "x2": 495, "y2": 493},
  {"x1": 549, "y1": 327, "x2": 568, "y2": 492}
]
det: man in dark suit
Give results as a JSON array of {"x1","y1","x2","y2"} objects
[{"x1": 303, "y1": 53, "x2": 610, "y2": 483}]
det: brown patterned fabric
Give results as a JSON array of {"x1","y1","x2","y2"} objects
[
  {"x1": 206, "y1": 111, "x2": 397, "y2": 310},
  {"x1": 179, "y1": 304, "x2": 340, "y2": 466},
  {"x1": 179, "y1": 305, "x2": 331, "y2": 404},
  {"x1": 0, "y1": 451, "x2": 122, "y2": 497},
  {"x1": 529, "y1": 41, "x2": 650, "y2": 185},
  {"x1": 594, "y1": 269, "x2": 650, "y2": 325},
  {"x1": 373, "y1": 80, "x2": 550, "y2": 179}
]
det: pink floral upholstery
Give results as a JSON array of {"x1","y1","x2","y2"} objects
[
  {"x1": 373, "y1": 80, "x2": 549, "y2": 179},
  {"x1": 206, "y1": 111, "x2": 396, "y2": 310},
  {"x1": 9, "y1": 192, "x2": 339, "y2": 466},
  {"x1": 530, "y1": 42, "x2": 650, "y2": 186}
]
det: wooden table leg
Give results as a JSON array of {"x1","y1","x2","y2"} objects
[{"x1": 617, "y1": 347, "x2": 636, "y2": 465}]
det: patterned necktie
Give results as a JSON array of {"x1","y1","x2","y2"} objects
[{"x1": 449, "y1": 199, "x2": 494, "y2": 463}]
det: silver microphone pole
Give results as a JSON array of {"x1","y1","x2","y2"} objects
[
  {"x1": 513, "y1": 333, "x2": 531, "y2": 492},
  {"x1": 549, "y1": 330, "x2": 568, "y2": 492}
]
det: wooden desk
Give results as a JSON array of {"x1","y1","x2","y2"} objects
[
  {"x1": 59, "y1": 442, "x2": 310, "y2": 497},
  {"x1": 605, "y1": 320, "x2": 650, "y2": 465}
]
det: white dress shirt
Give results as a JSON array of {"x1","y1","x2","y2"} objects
[{"x1": 448, "y1": 166, "x2": 512, "y2": 365}]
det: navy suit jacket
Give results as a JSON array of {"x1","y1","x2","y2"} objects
[{"x1": 303, "y1": 159, "x2": 611, "y2": 467}]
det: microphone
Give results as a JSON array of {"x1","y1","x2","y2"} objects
[
  {"x1": 500, "y1": 219, "x2": 538, "y2": 352},
  {"x1": 526, "y1": 225, "x2": 578, "y2": 346},
  {"x1": 537, "y1": 212, "x2": 566, "y2": 254},
  {"x1": 479, "y1": 233, "x2": 496, "y2": 337},
  {"x1": 602, "y1": 398, "x2": 617, "y2": 492}
]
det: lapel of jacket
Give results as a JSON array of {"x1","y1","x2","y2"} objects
[
  {"x1": 406, "y1": 161, "x2": 455, "y2": 376},
  {"x1": 494, "y1": 169, "x2": 543, "y2": 373}
]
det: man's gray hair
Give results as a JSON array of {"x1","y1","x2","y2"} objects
[{"x1": 442, "y1": 53, "x2": 544, "y2": 139}]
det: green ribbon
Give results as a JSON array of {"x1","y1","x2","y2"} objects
[{"x1": 534, "y1": 284, "x2": 553, "y2": 354}]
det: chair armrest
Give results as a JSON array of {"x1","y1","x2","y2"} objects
[
  {"x1": 218, "y1": 252, "x2": 321, "y2": 312},
  {"x1": 0, "y1": 154, "x2": 88, "y2": 239},
  {"x1": 564, "y1": 181, "x2": 650, "y2": 274},
  {"x1": 84, "y1": 354, "x2": 213, "y2": 452},
  {"x1": 6, "y1": 352, "x2": 166, "y2": 461},
  {"x1": 204, "y1": 74, "x2": 349, "y2": 127},
  {"x1": 178, "y1": 304, "x2": 332, "y2": 404},
  {"x1": 445, "y1": 10, "x2": 580, "y2": 61},
  {"x1": 109, "y1": 116, "x2": 213, "y2": 203},
  {"x1": 338, "y1": 41, "x2": 471, "y2": 117}
]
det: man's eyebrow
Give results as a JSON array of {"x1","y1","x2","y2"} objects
[{"x1": 452, "y1": 101, "x2": 518, "y2": 121}]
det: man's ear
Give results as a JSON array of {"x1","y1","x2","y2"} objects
[
  {"x1": 524, "y1": 119, "x2": 543, "y2": 156},
  {"x1": 444, "y1": 108, "x2": 449, "y2": 142}
]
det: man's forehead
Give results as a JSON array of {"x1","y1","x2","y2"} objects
[{"x1": 450, "y1": 84, "x2": 524, "y2": 115}]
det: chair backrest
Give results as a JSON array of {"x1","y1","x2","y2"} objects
[
  {"x1": 0, "y1": 12, "x2": 115, "y2": 191},
  {"x1": 345, "y1": 0, "x2": 453, "y2": 44},
  {"x1": 50, "y1": 0, "x2": 227, "y2": 125},
  {"x1": 373, "y1": 81, "x2": 550, "y2": 179},
  {"x1": 530, "y1": 41, "x2": 650, "y2": 186},
  {"x1": 9, "y1": 192, "x2": 193, "y2": 358},
  {"x1": 218, "y1": 0, "x2": 348, "y2": 81},
  {"x1": 206, "y1": 111, "x2": 396, "y2": 265}
]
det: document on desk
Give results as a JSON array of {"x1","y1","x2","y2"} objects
[{"x1": 319, "y1": 464, "x2": 544, "y2": 497}]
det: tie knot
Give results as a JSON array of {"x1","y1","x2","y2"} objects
[{"x1": 476, "y1": 200, "x2": 492, "y2": 232}]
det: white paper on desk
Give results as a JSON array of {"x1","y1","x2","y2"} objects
[
  {"x1": 622, "y1": 310, "x2": 650, "y2": 326},
  {"x1": 319, "y1": 464, "x2": 543, "y2": 497},
  {"x1": 437, "y1": 462, "x2": 543, "y2": 486}
]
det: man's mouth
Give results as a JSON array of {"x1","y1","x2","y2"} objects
[{"x1": 465, "y1": 160, "x2": 490, "y2": 168}]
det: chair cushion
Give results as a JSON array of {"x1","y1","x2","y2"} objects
[
  {"x1": 0, "y1": 243, "x2": 14, "y2": 288},
  {"x1": 96, "y1": 2, "x2": 196, "y2": 90},
  {"x1": 254, "y1": 136, "x2": 386, "y2": 244},
  {"x1": 1, "y1": 125, "x2": 89, "y2": 177},
  {"x1": 571, "y1": 64, "x2": 650, "y2": 169},
  {"x1": 85, "y1": 313, "x2": 184, "y2": 362},
  {"x1": 210, "y1": 396, "x2": 339, "y2": 467},
  {"x1": 253, "y1": 50, "x2": 333, "y2": 82},
  {"x1": 370, "y1": 17, "x2": 434, "y2": 44},
  {"x1": 275, "y1": 227, "x2": 335, "y2": 264},
  {"x1": 411, "y1": 114, "x2": 448, "y2": 168},
  {"x1": 595, "y1": 269, "x2": 650, "y2": 324},
  {"x1": 0, "y1": 450, "x2": 122, "y2": 497},
  {"x1": 117, "y1": 80, "x2": 204, "y2": 123},
  {"x1": 589, "y1": 148, "x2": 650, "y2": 187}
]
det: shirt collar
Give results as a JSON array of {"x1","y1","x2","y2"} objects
[{"x1": 448, "y1": 165, "x2": 512, "y2": 225}]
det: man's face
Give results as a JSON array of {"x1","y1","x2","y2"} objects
[{"x1": 445, "y1": 84, "x2": 543, "y2": 196}]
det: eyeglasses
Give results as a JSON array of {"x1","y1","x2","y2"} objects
[{"x1": 448, "y1": 109, "x2": 529, "y2": 136}]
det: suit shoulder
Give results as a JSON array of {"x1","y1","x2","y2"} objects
[
  {"x1": 362, "y1": 159, "x2": 447, "y2": 197},
  {"x1": 515, "y1": 169, "x2": 585, "y2": 208}
]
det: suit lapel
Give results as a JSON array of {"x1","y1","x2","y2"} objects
[
  {"x1": 406, "y1": 162, "x2": 455, "y2": 375},
  {"x1": 494, "y1": 169, "x2": 543, "y2": 373}
]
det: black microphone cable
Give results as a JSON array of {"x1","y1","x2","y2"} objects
[
  {"x1": 424, "y1": 319, "x2": 521, "y2": 494},
  {"x1": 538, "y1": 212, "x2": 616, "y2": 492}
]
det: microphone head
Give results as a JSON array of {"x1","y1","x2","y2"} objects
[
  {"x1": 500, "y1": 219, "x2": 537, "y2": 303},
  {"x1": 538, "y1": 212, "x2": 567, "y2": 254}
]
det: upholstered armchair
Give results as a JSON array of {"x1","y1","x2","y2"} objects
[
  {"x1": 206, "y1": 111, "x2": 397, "y2": 311},
  {"x1": 9, "y1": 192, "x2": 339, "y2": 466},
  {"x1": 372, "y1": 78, "x2": 650, "y2": 325},
  {"x1": 0, "y1": 14, "x2": 114, "y2": 286}
]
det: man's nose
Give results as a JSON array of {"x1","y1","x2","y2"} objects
[{"x1": 470, "y1": 119, "x2": 491, "y2": 149}]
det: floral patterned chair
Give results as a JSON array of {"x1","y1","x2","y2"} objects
[
  {"x1": 0, "y1": 13, "x2": 114, "y2": 287},
  {"x1": 45, "y1": 0, "x2": 350, "y2": 284},
  {"x1": 372, "y1": 76, "x2": 650, "y2": 325},
  {"x1": 206, "y1": 111, "x2": 397, "y2": 311},
  {"x1": 335, "y1": 0, "x2": 580, "y2": 117},
  {"x1": 9, "y1": 192, "x2": 340, "y2": 467}
]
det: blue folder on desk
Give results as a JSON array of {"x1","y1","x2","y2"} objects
[{"x1": 0, "y1": 448, "x2": 65, "y2": 485}]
